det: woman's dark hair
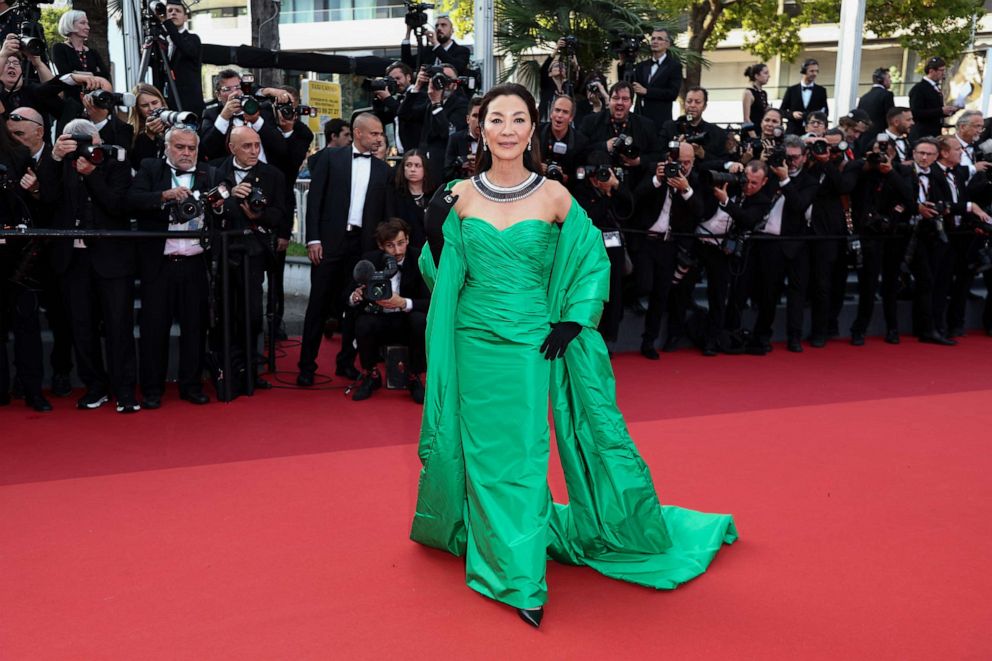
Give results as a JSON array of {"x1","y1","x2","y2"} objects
[
  {"x1": 762, "y1": 107, "x2": 784, "y2": 121},
  {"x1": 394, "y1": 148, "x2": 435, "y2": 194},
  {"x1": 744, "y1": 63, "x2": 767, "y2": 81},
  {"x1": 474, "y1": 83, "x2": 543, "y2": 175}
]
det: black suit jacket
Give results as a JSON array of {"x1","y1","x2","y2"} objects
[
  {"x1": 779, "y1": 83, "x2": 829, "y2": 135},
  {"x1": 271, "y1": 120, "x2": 314, "y2": 239},
  {"x1": 99, "y1": 116, "x2": 134, "y2": 150},
  {"x1": 214, "y1": 157, "x2": 287, "y2": 256},
  {"x1": 857, "y1": 86, "x2": 895, "y2": 135},
  {"x1": 909, "y1": 79, "x2": 945, "y2": 140},
  {"x1": 49, "y1": 158, "x2": 134, "y2": 278},
  {"x1": 808, "y1": 158, "x2": 859, "y2": 235},
  {"x1": 773, "y1": 169, "x2": 821, "y2": 238},
  {"x1": 579, "y1": 111, "x2": 660, "y2": 188},
  {"x1": 401, "y1": 39, "x2": 471, "y2": 74},
  {"x1": 352, "y1": 247, "x2": 431, "y2": 315},
  {"x1": 160, "y1": 21, "x2": 205, "y2": 116},
  {"x1": 198, "y1": 104, "x2": 288, "y2": 165},
  {"x1": 443, "y1": 129, "x2": 480, "y2": 182},
  {"x1": 633, "y1": 54, "x2": 683, "y2": 128},
  {"x1": 125, "y1": 158, "x2": 219, "y2": 279},
  {"x1": 305, "y1": 146, "x2": 393, "y2": 257},
  {"x1": 634, "y1": 170, "x2": 705, "y2": 235},
  {"x1": 659, "y1": 116, "x2": 729, "y2": 171}
]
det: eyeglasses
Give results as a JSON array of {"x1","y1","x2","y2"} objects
[
  {"x1": 8, "y1": 113, "x2": 42, "y2": 127},
  {"x1": 218, "y1": 85, "x2": 240, "y2": 93}
]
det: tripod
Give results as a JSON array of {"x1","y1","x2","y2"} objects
[{"x1": 136, "y1": 16, "x2": 183, "y2": 111}]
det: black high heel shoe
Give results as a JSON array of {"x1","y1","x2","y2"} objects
[{"x1": 517, "y1": 607, "x2": 544, "y2": 628}]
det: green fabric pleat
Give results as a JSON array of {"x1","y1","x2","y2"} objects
[{"x1": 411, "y1": 182, "x2": 737, "y2": 608}]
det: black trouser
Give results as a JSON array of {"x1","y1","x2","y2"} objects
[
  {"x1": 695, "y1": 242, "x2": 730, "y2": 345},
  {"x1": 38, "y1": 255, "x2": 73, "y2": 376},
  {"x1": 753, "y1": 239, "x2": 808, "y2": 342},
  {"x1": 983, "y1": 268, "x2": 992, "y2": 332},
  {"x1": 808, "y1": 238, "x2": 843, "y2": 340},
  {"x1": 828, "y1": 242, "x2": 851, "y2": 332},
  {"x1": 724, "y1": 241, "x2": 755, "y2": 335},
  {"x1": 636, "y1": 237, "x2": 678, "y2": 343},
  {"x1": 139, "y1": 256, "x2": 208, "y2": 397},
  {"x1": 0, "y1": 280, "x2": 44, "y2": 398},
  {"x1": 60, "y1": 250, "x2": 136, "y2": 400},
  {"x1": 946, "y1": 233, "x2": 977, "y2": 333},
  {"x1": 355, "y1": 310, "x2": 427, "y2": 374},
  {"x1": 909, "y1": 236, "x2": 949, "y2": 337},
  {"x1": 266, "y1": 248, "x2": 287, "y2": 331},
  {"x1": 298, "y1": 234, "x2": 361, "y2": 374},
  {"x1": 852, "y1": 235, "x2": 904, "y2": 334},
  {"x1": 599, "y1": 244, "x2": 626, "y2": 342}
]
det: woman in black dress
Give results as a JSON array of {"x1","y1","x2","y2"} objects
[
  {"x1": 742, "y1": 63, "x2": 770, "y2": 134},
  {"x1": 390, "y1": 149, "x2": 434, "y2": 252},
  {"x1": 51, "y1": 11, "x2": 111, "y2": 81},
  {"x1": 127, "y1": 83, "x2": 168, "y2": 170}
]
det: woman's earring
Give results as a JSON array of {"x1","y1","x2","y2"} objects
[
  {"x1": 482, "y1": 139, "x2": 488, "y2": 151},
  {"x1": 526, "y1": 142, "x2": 532, "y2": 152}
]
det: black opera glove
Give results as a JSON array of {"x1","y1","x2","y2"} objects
[
  {"x1": 540, "y1": 322, "x2": 582, "y2": 360},
  {"x1": 425, "y1": 188, "x2": 459, "y2": 266}
]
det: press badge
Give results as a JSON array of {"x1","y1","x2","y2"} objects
[{"x1": 603, "y1": 231, "x2": 622, "y2": 248}]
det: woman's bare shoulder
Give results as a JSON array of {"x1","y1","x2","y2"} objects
[
  {"x1": 451, "y1": 179, "x2": 473, "y2": 198},
  {"x1": 542, "y1": 178, "x2": 574, "y2": 222}
]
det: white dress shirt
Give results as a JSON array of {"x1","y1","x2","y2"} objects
[
  {"x1": 649, "y1": 53, "x2": 667, "y2": 81},
  {"x1": 213, "y1": 114, "x2": 268, "y2": 163},
  {"x1": 648, "y1": 176, "x2": 693, "y2": 235},
  {"x1": 163, "y1": 159, "x2": 205, "y2": 256}
]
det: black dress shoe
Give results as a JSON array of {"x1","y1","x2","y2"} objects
[
  {"x1": 517, "y1": 607, "x2": 544, "y2": 628},
  {"x1": 701, "y1": 342, "x2": 718, "y2": 357},
  {"x1": 25, "y1": 394, "x2": 52, "y2": 412},
  {"x1": 351, "y1": 370, "x2": 381, "y2": 401},
  {"x1": 661, "y1": 336, "x2": 681, "y2": 352},
  {"x1": 948, "y1": 327, "x2": 965, "y2": 338},
  {"x1": 640, "y1": 342, "x2": 660, "y2": 360},
  {"x1": 296, "y1": 371, "x2": 315, "y2": 387},
  {"x1": 179, "y1": 389, "x2": 210, "y2": 405},
  {"x1": 51, "y1": 372, "x2": 72, "y2": 397},
  {"x1": 745, "y1": 339, "x2": 767, "y2": 356},
  {"x1": 141, "y1": 394, "x2": 162, "y2": 410},
  {"x1": 787, "y1": 338, "x2": 804, "y2": 353},
  {"x1": 884, "y1": 330, "x2": 900, "y2": 344},
  {"x1": 336, "y1": 364, "x2": 360, "y2": 380},
  {"x1": 920, "y1": 333, "x2": 957, "y2": 346},
  {"x1": 77, "y1": 390, "x2": 109, "y2": 410},
  {"x1": 408, "y1": 374, "x2": 425, "y2": 404},
  {"x1": 254, "y1": 377, "x2": 273, "y2": 390},
  {"x1": 827, "y1": 322, "x2": 840, "y2": 338},
  {"x1": 850, "y1": 331, "x2": 865, "y2": 346},
  {"x1": 116, "y1": 396, "x2": 141, "y2": 414},
  {"x1": 809, "y1": 336, "x2": 827, "y2": 348}
]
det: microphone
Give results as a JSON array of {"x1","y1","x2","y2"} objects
[{"x1": 353, "y1": 259, "x2": 376, "y2": 284}]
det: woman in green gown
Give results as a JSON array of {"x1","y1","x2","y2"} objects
[{"x1": 411, "y1": 84, "x2": 737, "y2": 627}]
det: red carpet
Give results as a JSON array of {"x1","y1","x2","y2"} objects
[{"x1": 2, "y1": 337, "x2": 991, "y2": 659}]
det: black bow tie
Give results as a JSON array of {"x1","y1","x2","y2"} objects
[
  {"x1": 353, "y1": 152, "x2": 372, "y2": 159},
  {"x1": 171, "y1": 166, "x2": 194, "y2": 176},
  {"x1": 918, "y1": 171, "x2": 930, "y2": 177},
  {"x1": 233, "y1": 166, "x2": 252, "y2": 173},
  {"x1": 802, "y1": 86, "x2": 814, "y2": 91}
]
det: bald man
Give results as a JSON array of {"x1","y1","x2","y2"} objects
[
  {"x1": 212, "y1": 125, "x2": 287, "y2": 394},
  {"x1": 297, "y1": 112, "x2": 393, "y2": 386}
]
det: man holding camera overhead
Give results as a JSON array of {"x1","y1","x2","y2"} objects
[
  {"x1": 150, "y1": 0, "x2": 204, "y2": 116},
  {"x1": 398, "y1": 62, "x2": 466, "y2": 183},
  {"x1": 126, "y1": 126, "x2": 225, "y2": 408},
  {"x1": 47, "y1": 119, "x2": 138, "y2": 412},
  {"x1": 198, "y1": 69, "x2": 288, "y2": 165},
  {"x1": 401, "y1": 12, "x2": 470, "y2": 75}
]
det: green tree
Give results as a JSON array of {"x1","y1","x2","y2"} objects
[
  {"x1": 436, "y1": 0, "x2": 474, "y2": 36},
  {"x1": 41, "y1": 6, "x2": 70, "y2": 51}
]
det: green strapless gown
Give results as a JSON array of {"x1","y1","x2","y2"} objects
[{"x1": 412, "y1": 189, "x2": 737, "y2": 610}]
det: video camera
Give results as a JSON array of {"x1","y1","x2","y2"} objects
[
  {"x1": 404, "y1": 1, "x2": 434, "y2": 30},
  {"x1": 151, "y1": 108, "x2": 199, "y2": 128},
  {"x1": 68, "y1": 134, "x2": 126, "y2": 164},
  {"x1": 89, "y1": 90, "x2": 136, "y2": 110},
  {"x1": 167, "y1": 183, "x2": 231, "y2": 224},
  {"x1": 610, "y1": 33, "x2": 642, "y2": 60},
  {"x1": 353, "y1": 255, "x2": 399, "y2": 304}
]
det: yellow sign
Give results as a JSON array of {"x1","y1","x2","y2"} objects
[{"x1": 301, "y1": 80, "x2": 342, "y2": 136}]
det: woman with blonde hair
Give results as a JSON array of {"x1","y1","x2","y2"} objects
[{"x1": 127, "y1": 83, "x2": 169, "y2": 169}]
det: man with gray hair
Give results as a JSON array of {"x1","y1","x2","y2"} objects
[
  {"x1": 48, "y1": 118, "x2": 139, "y2": 411},
  {"x1": 126, "y1": 125, "x2": 225, "y2": 408},
  {"x1": 953, "y1": 110, "x2": 987, "y2": 177}
]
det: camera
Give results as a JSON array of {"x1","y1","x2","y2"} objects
[
  {"x1": 151, "y1": 108, "x2": 199, "y2": 128},
  {"x1": 610, "y1": 33, "x2": 642, "y2": 60},
  {"x1": 18, "y1": 34, "x2": 45, "y2": 57},
  {"x1": 974, "y1": 138, "x2": 992, "y2": 164},
  {"x1": 672, "y1": 244, "x2": 697, "y2": 284},
  {"x1": 277, "y1": 103, "x2": 318, "y2": 120},
  {"x1": 829, "y1": 140, "x2": 850, "y2": 156},
  {"x1": 808, "y1": 139, "x2": 829, "y2": 156},
  {"x1": 968, "y1": 240, "x2": 992, "y2": 274},
  {"x1": 766, "y1": 145, "x2": 787, "y2": 168},
  {"x1": 424, "y1": 65, "x2": 453, "y2": 91},
  {"x1": 575, "y1": 164, "x2": 612, "y2": 183},
  {"x1": 68, "y1": 134, "x2": 126, "y2": 164},
  {"x1": 864, "y1": 210, "x2": 893, "y2": 233},
  {"x1": 722, "y1": 230, "x2": 746, "y2": 259},
  {"x1": 663, "y1": 140, "x2": 681, "y2": 178},
  {"x1": 247, "y1": 186, "x2": 268, "y2": 212},
  {"x1": 89, "y1": 90, "x2": 136, "y2": 110},
  {"x1": 168, "y1": 183, "x2": 231, "y2": 224},
  {"x1": 611, "y1": 134, "x2": 639, "y2": 161},
  {"x1": 365, "y1": 77, "x2": 399, "y2": 95},
  {"x1": 700, "y1": 170, "x2": 746, "y2": 188},
  {"x1": 149, "y1": 0, "x2": 167, "y2": 17},
  {"x1": 353, "y1": 255, "x2": 399, "y2": 304},
  {"x1": 677, "y1": 114, "x2": 708, "y2": 145},
  {"x1": 404, "y1": 1, "x2": 434, "y2": 30},
  {"x1": 561, "y1": 35, "x2": 578, "y2": 51},
  {"x1": 546, "y1": 162, "x2": 565, "y2": 182}
]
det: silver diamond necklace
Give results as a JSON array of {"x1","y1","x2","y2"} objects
[{"x1": 472, "y1": 171, "x2": 545, "y2": 203}]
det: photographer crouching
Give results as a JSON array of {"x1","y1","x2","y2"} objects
[
  {"x1": 126, "y1": 126, "x2": 227, "y2": 408},
  {"x1": 348, "y1": 219, "x2": 429, "y2": 403}
]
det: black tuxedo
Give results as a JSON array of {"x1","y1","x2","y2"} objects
[
  {"x1": 443, "y1": 128, "x2": 480, "y2": 182},
  {"x1": 857, "y1": 85, "x2": 895, "y2": 135},
  {"x1": 779, "y1": 83, "x2": 829, "y2": 135},
  {"x1": 418, "y1": 91, "x2": 468, "y2": 182},
  {"x1": 98, "y1": 116, "x2": 134, "y2": 152},
  {"x1": 909, "y1": 79, "x2": 946, "y2": 140},
  {"x1": 299, "y1": 146, "x2": 393, "y2": 375},
  {"x1": 401, "y1": 39, "x2": 471, "y2": 74},
  {"x1": 50, "y1": 157, "x2": 137, "y2": 401},
  {"x1": 659, "y1": 116, "x2": 729, "y2": 171},
  {"x1": 198, "y1": 104, "x2": 288, "y2": 165},
  {"x1": 579, "y1": 111, "x2": 660, "y2": 188},
  {"x1": 537, "y1": 123, "x2": 588, "y2": 186},
  {"x1": 126, "y1": 158, "x2": 218, "y2": 398},
  {"x1": 633, "y1": 54, "x2": 683, "y2": 128},
  {"x1": 159, "y1": 21, "x2": 205, "y2": 116}
]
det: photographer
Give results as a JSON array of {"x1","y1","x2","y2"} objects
[
  {"x1": 660, "y1": 86, "x2": 734, "y2": 174},
  {"x1": 399, "y1": 63, "x2": 466, "y2": 183},
  {"x1": 633, "y1": 141, "x2": 702, "y2": 358},
  {"x1": 78, "y1": 87, "x2": 134, "y2": 148},
  {"x1": 632, "y1": 28, "x2": 682, "y2": 129},
  {"x1": 348, "y1": 219, "x2": 429, "y2": 403},
  {"x1": 0, "y1": 35, "x2": 64, "y2": 120},
  {"x1": 751, "y1": 134, "x2": 819, "y2": 353},
  {"x1": 48, "y1": 119, "x2": 138, "y2": 412},
  {"x1": 579, "y1": 81, "x2": 658, "y2": 189},
  {"x1": 0, "y1": 109, "x2": 49, "y2": 411},
  {"x1": 838, "y1": 110, "x2": 871, "y2": 158},
  {"x1": 126, "y1": 83, "x2": 168, "y2": 169},
  {"x1": 126, "y1": 126, "x2": 223, "y2": 408},
  {"x1": 779, "y1": 58, "x2": 828, "y2": 136},
  {"x1": 575, "y1": 73, "x2": 609, "y2": 125},
  {"x1": 443, "y1": 95, "x2": 481, "y2": 183},
  {"x1": 538, "y1": 38, "x2": 581, "y2": 120},
  {"x1": 571, "y1": 152, "x2": 634, "y2": 346},
  {"x1": 537, "y1": 95, "x2": 587, "y2": 188},
  {"x1": 371, "y1": 62, "x2": 417, "y2": 154},
  {"x1": 401, "y1": 13, "x2": 470, "y2": 75},
  {"x1": 152, "y1": 0, "x2": 204, "y2": 116},
  {"x1": 198, "y1": 70, "x2": 288, "y2": 165},
  {"x1": 740, "y1": 107, "x2": 785, "y2": 164},
  {"x1": 213, "y1": 125, "x2": 287, "y2": 390}
]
